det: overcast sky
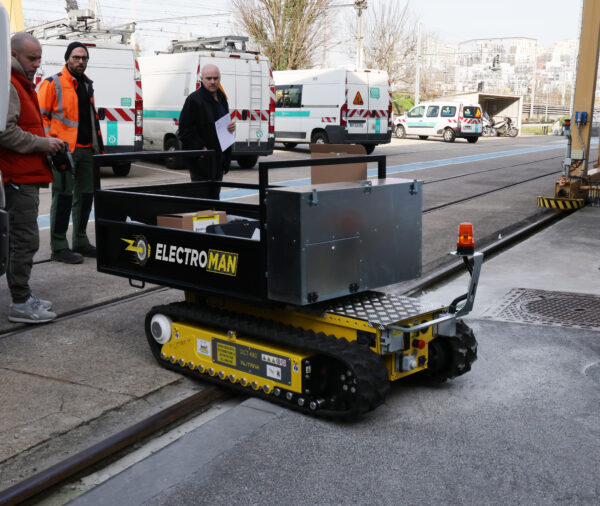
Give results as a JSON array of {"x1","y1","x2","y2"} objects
[
  {"x1": 410, "y1": 0, "x2": 581, "y2": 46},
  {"x1": 21, "y1": 0, "x2": 582, "y2": 56}
]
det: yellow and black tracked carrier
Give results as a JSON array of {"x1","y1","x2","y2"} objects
[{"x1": 94, "y1": 152, "x2": 482, "y2": 418}]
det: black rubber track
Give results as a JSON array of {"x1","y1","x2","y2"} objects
[{"x1": 145, "y1": 301, "x2": 390, "y2": 419}]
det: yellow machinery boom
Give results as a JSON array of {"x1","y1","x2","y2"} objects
[{"x1": 539, "y1": 0, "x2": 600, "y2": 209}]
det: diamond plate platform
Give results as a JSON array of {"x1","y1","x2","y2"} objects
[
  {"x1": 483, "y1": 288, "x2": 600, "y2": 331},
  {"x1": 308, "y1": 291, "x2": 445, "y2": 329}
]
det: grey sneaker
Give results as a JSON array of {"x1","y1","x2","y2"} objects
[
  {"x1": 9, "y1": 296, "x2": 57, "y2": 324},
  {"x1": 31, "y1": 294, "x2": 52, "y2": 310}
]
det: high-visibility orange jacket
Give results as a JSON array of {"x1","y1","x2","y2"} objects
[{"x1": 37, "y1": 65, "x2": 104, "y2": 153}]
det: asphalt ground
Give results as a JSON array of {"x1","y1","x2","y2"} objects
[
  {"x1": 71, "y1": 206, "x2": 600, "y2": 506},
  {"x1": 1, "y1": 135, "x2": 596, "y2": 501}
]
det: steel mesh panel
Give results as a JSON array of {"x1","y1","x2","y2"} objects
[{"x1": 307, "y1": 292, "x2": 444, "y2": 329}]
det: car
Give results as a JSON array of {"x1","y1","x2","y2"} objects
[{"x1": 394, "y1": 101, "x2": 483, "y2": 143}]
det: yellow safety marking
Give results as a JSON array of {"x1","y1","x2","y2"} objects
[{"x1": 537, "y1": 196, "x2": 585, "y2": 210}]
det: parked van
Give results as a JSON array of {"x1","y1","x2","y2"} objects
[
  {"x1": 139, "y1": 36, "x2": 274, "y2": 170},
  {"x1": 36, "y1": 39, "x2": 143, "y2": 176},
  {"x1": 394, "y1": 101, "x2": 482, "y2": 143},
  {"x1": 273, "y1": 68, "x2": 392, "y2": 154}
]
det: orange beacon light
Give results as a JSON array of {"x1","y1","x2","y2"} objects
[{"x1": 456, "y1": 222, "x2": 475, "y2": 255}]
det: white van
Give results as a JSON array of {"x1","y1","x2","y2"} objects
[
  {"x1": 36, "y1": 39, "x2": 143, "y2": 176},
  {"x1": 139, "y1": 36, "x2": 274, "y2": 170},
  {"x1": 394, "y1": 101, "x2": 482, "y2": 143},
  {"x1": 273, "y1": 68, "x2": 392, "y2": 154}
]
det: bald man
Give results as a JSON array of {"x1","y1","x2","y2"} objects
[
  {"x1": 0, "y1": 32, "x2": 64, "y2": 323},
  {"x1": 177, "y1": 63, "x2": 235, "y2": 199}
]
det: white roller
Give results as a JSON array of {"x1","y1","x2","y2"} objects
[{"x1": 150, "y1": 314, "x2": 172, "y2": 344}]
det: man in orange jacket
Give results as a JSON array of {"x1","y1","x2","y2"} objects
[
  {"x1": 38, "y1": 41, "x2": 104, "y2": 264},
  {"x1": 0, "y1": 32, "x2": 65, "y2": 323}
]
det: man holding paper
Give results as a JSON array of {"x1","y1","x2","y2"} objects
[{"x1": 178, "y1": 64, "x2": 235, "y2": 199}]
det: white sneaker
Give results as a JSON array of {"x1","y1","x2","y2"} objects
[
  {"x1": 31, "y1": 294, "x2": 52, "y2": 310},
  {"x1": 8, "y1": 296, "x2": 57, "y2": 324}
]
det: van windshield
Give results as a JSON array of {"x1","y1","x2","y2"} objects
[{"x1": 463, "y1": 106, "x2": 482, "y2": 118}]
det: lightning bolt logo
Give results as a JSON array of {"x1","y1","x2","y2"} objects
[
  {"x1": 121, "y1": 236, "x2": 150, "y2": 266},
  {"x1": 122, "y1": 238, "x2": 143, "y2": 253}
]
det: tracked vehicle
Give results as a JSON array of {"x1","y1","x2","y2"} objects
[{"x1": 94, "y1": 153, "x2": 481, "y2": 418}]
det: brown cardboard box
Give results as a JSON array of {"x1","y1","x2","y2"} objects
[
  {"x1": 157, "y1": 210, "x2": 227, "y2": 233},
  {"x1": 310, "y1": 143, "x2": 367, "y2": 184}
]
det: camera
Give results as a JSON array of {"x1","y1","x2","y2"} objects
[{"x1": 47, "y1": 142, "x2": 75, "y2": 173}]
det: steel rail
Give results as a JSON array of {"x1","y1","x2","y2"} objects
[{"x1": 0, "y1": 387, "x2": 230, "y2": 506}]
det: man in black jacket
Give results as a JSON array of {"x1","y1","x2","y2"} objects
[{"x1": 178, "y1": 64, "x2": 235, "y2": 199}]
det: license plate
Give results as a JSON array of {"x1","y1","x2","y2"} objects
[
  {"x1": 463, "y1": 125, "x2": 473, "y2": 131},
  {"x1": 349, "y1": 121, "x2": 365, "y2": 127}
]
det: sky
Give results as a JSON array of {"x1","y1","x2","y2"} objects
[{"x1": 20, "y1": 0, "x2": 582, "y2": 57}]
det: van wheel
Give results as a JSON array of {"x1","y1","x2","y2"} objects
[
  {"x1": 466, "y1": 136, "x2": 479, "y2": 143},
  {"x1": 394, "y1": 125, "x2": 406, "y2": 139},
  {"x1": 164, "y1": 137, "x2": 185, "y2": 170},
  {"x1": 311, "y1": 131, "x2": 328, "y2": 144},
  {"x1": 237, "y1": 155, "x2": 258, "y2": 169},
  {"x1": 443, "y1": 129, "x2": 456, "y2": 142},
  {"x1": 283, "y1": 142, "x2": 298, "y2": 149},
  {"x1": 112, "y1": 162, "x2": 131, "y2": 177},
  {"x1": 362, "y1": 144, "x2": 375, "y2": 154},
  {"x1": 418, "y1": 135, "x2": 429, "y2": 140}
]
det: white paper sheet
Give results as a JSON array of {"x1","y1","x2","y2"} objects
[{"x1": 215, "y1": 113, "x2": 235, "y2": 151}]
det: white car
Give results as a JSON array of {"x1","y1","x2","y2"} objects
[{"x1": 395, "y1": 101, "x2": 483, "y2": 143}]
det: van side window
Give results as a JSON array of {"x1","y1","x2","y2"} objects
[
  {"x1": 426, "y1": 106, "x2": 439, "y2": 118},
  {"x1": 407, "y1": 106, "x2": 425, "y2": 118},
  {"x1": 441, "y1": 106, "x2": 456, "y2": 117},
  {"x1": 275, "y1": 85, "x2": 303, "y2": 108}
]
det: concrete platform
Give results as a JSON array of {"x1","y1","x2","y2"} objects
[{"x1": 69, "y1": 207, "x2": 600, "y2": 504}]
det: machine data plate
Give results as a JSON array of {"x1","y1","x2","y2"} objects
[
  {"x1": 212, "y1": 338, "x2": 293, "y2": 385},
  {"x1": 307, "y1": 291, "x2": 444, "y2": 329}
]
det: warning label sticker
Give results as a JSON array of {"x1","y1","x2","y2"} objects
[
  {"x1": 353, "y1": 91, "x2": 364, "y2": 105},
  {"x1": 212, "y1": 338, "x2": 292, "y2": 385},
  {"x1": 196, "y1": 338, "x2": 211, "y2": 357}
]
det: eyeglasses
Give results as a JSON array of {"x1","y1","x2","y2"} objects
[{"x1": 71, "y1": 55, "x2": 89, "y2": 61}]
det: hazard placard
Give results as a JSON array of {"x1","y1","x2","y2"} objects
[{"x1": 353, "y1": 91, "x2": 364, "y2": 105}]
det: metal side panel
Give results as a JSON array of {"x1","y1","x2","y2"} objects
[{"x1": 266, "y1": 178, "x2": 422, "y2": 305}]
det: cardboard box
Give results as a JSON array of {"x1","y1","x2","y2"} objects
[
  {"x1": 157, "y1": 210, "x2": 227, "y2": 233},
  {"x1": 310, "y1": 143, "x2": 367, "y2": 184}
]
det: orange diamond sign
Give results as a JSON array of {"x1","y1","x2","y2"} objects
[{"x1": 353, "y1": 91, "x2": 364, "y2": 105}]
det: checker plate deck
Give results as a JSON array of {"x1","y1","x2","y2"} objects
[{"x1": 306, "y1": 291, "x2": 445, "y2": 329}]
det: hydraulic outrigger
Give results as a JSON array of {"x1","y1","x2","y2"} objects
[{"x1": 94, "y1": 152, "x2": 481, "y2": 418}]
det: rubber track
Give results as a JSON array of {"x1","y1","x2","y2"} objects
[{"x1": 146, "y1": 301, "x2": 390, "y2": 419}]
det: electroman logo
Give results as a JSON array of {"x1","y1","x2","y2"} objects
[
  {"x1": 148, "y1": 242, "x2": 239, "y2": 277},
  {"x1": 121, "y1": 235, "x2": 151, "y2": 266},
  {"x1": 206, "y1": 249, "x2": 239, "y2": 277}
]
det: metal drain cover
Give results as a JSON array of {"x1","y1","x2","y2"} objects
[{"x1": 483, "y1": 288, "x2": 600, "y2": 330}]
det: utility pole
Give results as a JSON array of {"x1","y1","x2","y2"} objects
[
  {"x1": 354, "y1": 0, "x2": 367, "y2": 69},
  {"x1": 415, "y1": 22, "x2": 421, "y2": 105},
  {"x1": 529, "y1": 41, "x2": 537, "y2": 119}
]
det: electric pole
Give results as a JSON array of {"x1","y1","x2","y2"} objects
[
  {"x1": 354, "y1": 0, "x2": 367, "y2": 69},
  {"x1": 415, "y1": 22, "x2": 421, "y2": 105}
]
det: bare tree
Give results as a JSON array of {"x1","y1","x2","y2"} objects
[
  {"x1": 361, "y1": 1, "x2": 417, "y2": 90},
  {"x1": 233, "y1": 0, "x2": 330, "y2": 70}
]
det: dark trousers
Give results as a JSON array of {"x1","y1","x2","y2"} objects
[
  {"x1": 188, "y1": 151, "x2": 223, "y2": 200},
  {"x1": 5, "y1": 183, "x2": 40, "y2": 303},
  {"x1": 50, "y1": 147, "x2": 94, "y2": 252}
]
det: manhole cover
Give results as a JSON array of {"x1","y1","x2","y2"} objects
[{"x1": 483, "y1": 288, "x2": 600, "y2": 330}]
